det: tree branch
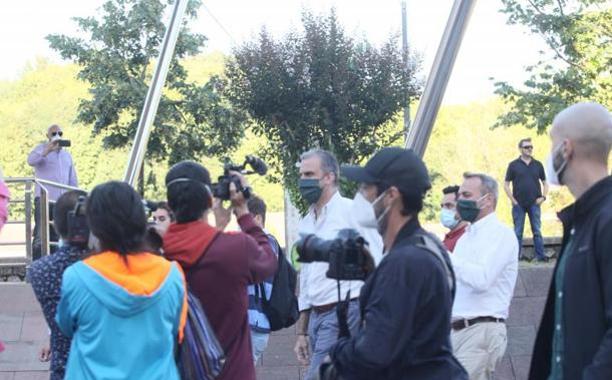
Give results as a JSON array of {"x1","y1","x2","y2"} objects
[{"x1": 526, "y1": 0, "x2": 579, "y2": 68}]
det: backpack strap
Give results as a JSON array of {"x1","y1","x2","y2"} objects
[{"x1": 409, "y1": 232, "x2": 456, "y2": 295}]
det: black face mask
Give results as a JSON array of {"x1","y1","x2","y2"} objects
[
  {"x1": 299, "y1": 178, "x2": 323, "y2": 205},
  {"x1": 456, "y1": 194, "x2": 487, "y2": 223}
]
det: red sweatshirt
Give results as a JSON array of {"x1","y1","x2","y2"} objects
[{"x1": 163, "y1": 214, "x2": 277, "y2": 380}]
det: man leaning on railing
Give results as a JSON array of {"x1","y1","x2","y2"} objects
[{"x1": 27, "y1": 124, "x2": 78, "y2": 260}]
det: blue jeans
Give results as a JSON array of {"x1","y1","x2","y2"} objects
[
  {"x1": 512, "y1": 204, "x2": 545, "y2": 260},
  {"x1": 305, "y1": 299, "x2": 360, "y2": 380},
  {"x1": 251, "y1": 330, "x2": 269, "y2": 364}
]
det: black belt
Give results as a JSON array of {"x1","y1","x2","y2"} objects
[
  {"x1": 312, "y1": 298, "x2": 359, "y2": 314},
  {"x1": 452, "y1": 316, "x2": 505, "y2": 331}
]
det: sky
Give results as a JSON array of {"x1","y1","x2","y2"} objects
[{"x1": 0, "y1": 0, "x2": 550, "y2": 105}]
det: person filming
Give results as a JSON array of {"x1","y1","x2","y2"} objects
[{"x1": 27, "y1": 124, "x2": 78, "y2": 259}]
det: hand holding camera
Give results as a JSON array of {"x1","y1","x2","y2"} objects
[
  {"x1": 43, "y1": 140, "x2": 60, "y2": 156},
  {"x1": 295, "y1": 229, "x2": 371, "y2": 281}
]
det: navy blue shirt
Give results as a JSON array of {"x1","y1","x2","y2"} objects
[
  {"x1": 505, "y1": 157, "x2": 546, "y2": 208},
  {"x1": 28, "y1": 244, "x2": 86, "y2": 380},
  {"x1": 330, "y1": 218, "x2": 467, "y2": 380}
]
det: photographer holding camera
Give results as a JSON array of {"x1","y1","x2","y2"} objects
[
  {"x1": 322, "y1": 147, "x2": 467, "y2": 380},
  {"x1": 162, "y1": 161, "x2": 277, "y2": 380},
  {"x1": 27, "y1": 124, "x2": 78, "y2": 260},
  {"x1": 294, "y1": 149, "x2": 382, "y2": 380}
]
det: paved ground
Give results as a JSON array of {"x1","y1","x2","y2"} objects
[
  {"x1": 0, "y1": 283, "x2": 305, "y2": 380},
  {"x1": 1, "y1": 264, "x2": 554, "y2": 380}
]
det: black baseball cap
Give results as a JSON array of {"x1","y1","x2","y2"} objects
[{"x1": 341, "y1": 147, "x2": 431, "y2": 194}]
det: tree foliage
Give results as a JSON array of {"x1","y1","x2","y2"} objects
[
  {"x1": 225, "y1": 9, "x2": 421, "y2": 208},
  {"x1": 494, "y1": 0, "x2": 611, "y2": 131},
  {"x1": 46, "y1": 0, "x2": 247, "y2": 163}
]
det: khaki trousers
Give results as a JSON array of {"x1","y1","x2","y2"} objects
[{"x1": 451, "y1": 322, "x2": 507, "y2": 380}]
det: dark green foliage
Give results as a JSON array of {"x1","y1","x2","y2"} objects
[
  {"x1": 225, "y1": 9, "x2": 421, "y2": 209},
  {"x1": 47, "y1": 0, "x2": 247, "y2": 163},
  {"x1": 494, "y1": 0, "x2": 611, "y2": 132}
]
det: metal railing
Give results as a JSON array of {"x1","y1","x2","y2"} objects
[{"x1": 0, "y1": 177, "x2": 86, "y2": 266}]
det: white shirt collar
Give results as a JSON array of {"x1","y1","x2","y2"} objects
[
  {"x1": 308, "y1": 190, "x2": 342, "y2": 221},
  {"x1": 468, "y1": 212, "x2": 497, "y2": 233}
]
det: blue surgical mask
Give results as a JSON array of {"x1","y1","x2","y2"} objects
[{"x1": 440, "y1": 208, "x2": 459, "y2": 230}]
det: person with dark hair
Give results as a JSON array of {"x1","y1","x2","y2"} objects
[
  {"x1": 55, "y1": 181, "x2": 187, "y2": 380},
  {"x1": 451, "y1": 172, "x2": 518, "y2": 380},
  {"x1": 28, "y1": 189, "x2": 87, "y2": 380},
  {"x1": 245, "y1": 195, "x2": 281, "y2": 363},
  {"x1": 294, "y1": 149, "x2": 383, "y2": 380},
  {"x1": 162, "y1": 161, "x2": 277, "y2": 380},
  {"x1": 440, "y1": 185, "x2": 468, "y2": 252},
  {"x1": 504, "y1": 137, "x2": 548, "y2": 261},
  {"x1": 322, "y1": 147, "x2": 467, "y2": 379},
  {"x1": 152, "y1": 201, "x2": 174, "y2": 237}
]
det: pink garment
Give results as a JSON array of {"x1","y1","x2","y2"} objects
[{"x1": 0, "y1": 181, "x2": 10, "y2": 231}]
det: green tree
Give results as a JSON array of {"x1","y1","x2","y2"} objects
[
  {"x1": 494, "y1": 0, "x2": 611, "y2": 131},
  {"x1": 46, "y1": 0, "x2": 247, "y2": 164},
  {"x1": 225, "y1": 9, "x2": 421, "y2": 208}
]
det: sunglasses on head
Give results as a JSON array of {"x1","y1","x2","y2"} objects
[
  {"x1": 51, "y1": 131, "x2": 63, "y2": 137},
  {"x1": 522, "y1": 145, "x2": 533, "y2": 150}
]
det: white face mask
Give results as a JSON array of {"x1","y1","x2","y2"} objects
[
  {"x1": 352, "y1": 192, "x2": 378, "y2": 228},
  {"x1": 372, "y1": 190, "x2": 391, "y2": 234},
  {"x1": 545, "y1": 142, "x2": 568, "y2": 186}
]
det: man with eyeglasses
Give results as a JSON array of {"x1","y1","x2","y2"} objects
[
  {"x1": 27, "y1": 124, "x2": 78, "y2": 260},
  {"x1": 503, "y1": 138, "x2": 548, "y2": 262}
]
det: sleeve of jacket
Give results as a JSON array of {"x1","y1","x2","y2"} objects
[
  {"x1": 330, "y1": 256, "x2": 425, "y2": 378},
  {"x1": 238, "y1": 213, "x2": 277, "y2": 285},
  {"x1": 55, "y1": 266, "x2": 79, "y2": 338},
  {"x1": 583, "y1": 217, "x2": 612, "y2": 379},
  {"x1": 68, "y1": 155, "x2": 78, "y2": 187},
  {"x1": 27, "y1": 144, "x2": 45, "y2": 167}
]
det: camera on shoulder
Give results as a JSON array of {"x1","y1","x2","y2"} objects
[
  {"x1": 295, "y1": 229, "x2": 368, "y2": 281},
  {"x1": 212, "y1": 155, "x2": 268, "y2": 201}
]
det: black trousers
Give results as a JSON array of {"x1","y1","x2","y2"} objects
[{"x1": 32, "y1": 197, "x2": 58, "y2": 261}]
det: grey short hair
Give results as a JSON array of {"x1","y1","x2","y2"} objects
[
  {"x1": 463, "y1": 172, "x2": 498, "y2": 206},
  {"x1": 300, "y1": 149, "x2": 339, "y2": 184}
]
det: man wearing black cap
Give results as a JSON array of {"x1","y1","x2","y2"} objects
[{"x1": 324, "y1": 147, "x2": 467, "y2": 380}]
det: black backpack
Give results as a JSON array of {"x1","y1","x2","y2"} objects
[{"x1": 258, "y1": 238, "x2": 299, "y2": 331}]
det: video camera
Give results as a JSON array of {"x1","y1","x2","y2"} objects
[
  {"x1": 295, "y1": 229, "x2": 368, "y2": 281},
  {"x1": 212, "y1": 155, "x2": 268, "y2": 201},
  {"x1": 66, "y1": 195, "x2": 89, "y2": 248}
]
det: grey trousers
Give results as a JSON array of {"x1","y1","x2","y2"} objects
[{"x1": 305, "y1": 300, "x2": 360, "y2": 380}]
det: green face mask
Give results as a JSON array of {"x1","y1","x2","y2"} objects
[
  {"x1": 456, "y1": 194, "x2": 487, "y2": 223},
  {"x1": 299, "y1": 178, "x2": 323, "y2": 204}
]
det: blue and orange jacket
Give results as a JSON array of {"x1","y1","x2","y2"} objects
[{"x1": 56, "y1": 251, "x2": 187, "y2": 380}]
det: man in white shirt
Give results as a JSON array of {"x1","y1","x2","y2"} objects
[
  {"x1": 293, "y1": 149, "x2": 382, "y2": 380},
  {"x1": 451, "y1": 172, "x2": 519, "y2": 380}
]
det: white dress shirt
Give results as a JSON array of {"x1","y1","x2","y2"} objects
[
  {"x1": 451, "y1": 212, "x2": 518, "y2": 320},
  {"x1": 298, "y1": 191, "x2": 383, "y2": 311}
]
